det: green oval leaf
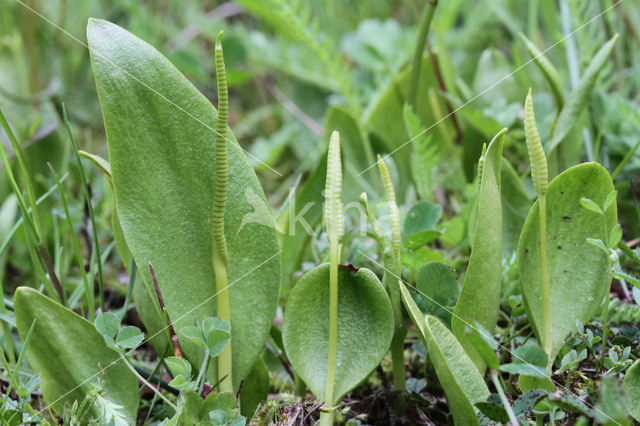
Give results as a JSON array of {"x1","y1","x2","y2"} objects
[
  {"x1": 623, "y1": 359, "x2": 640, "y2": 421},
  {"x1": 14, "y1": 287, "x2": 139, "y2": 421},
  {"x1": 518, "y1": 162, "x2": 617, "y2": 362},
  {"x1": 452, "y1": 129, "x2": 505, "y2": 373},
  {"x1": 87, "y1": 19, "x2": 280, "y2": 388},
  {"x1": 282, "y1": 263, "x2": 393, "y2": 404}
]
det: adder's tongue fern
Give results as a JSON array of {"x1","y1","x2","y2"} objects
[
  {"x1": 213, "y1": 30, "x2": 229, "y2": 265},
  {"x1": 212, "y1": 30, "x2": 233, "y2": 392},
  {"x1": 324, "y1": 131, "x2": 344, "y2": 245},
  {"x1": 524, "y1": 89, "x2": 548, "y2": 197},
  {"x1": 321, "y1": 130, "x2": 343, "y2": 426},
  {"x1": 524, "y1": 89, "x2": 552, "y2": 358}
]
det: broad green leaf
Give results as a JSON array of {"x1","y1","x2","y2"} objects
[
  {"x1": 398, "y1": 282, "x2": 490, "y2": 425},
  {"x1": 79, "y1": 153, "x2": 170, "y2": 356},
  {"x1": 548, "y1": 35, "x2": 619, "y2": 155},
  {"x1": 623, "y1": 359, "x2": 640, "y2": 421},
  {"x1": 14, "y1": 287, "x2": 138, "y2": 421},
  {"x1": 87, "y1": 19, "x2": 280, "y2": 388},
  {"x1": 452, "y1": 129, "x2": 505, "y2": 373},
  {"x1": 239, "y1": 357, "x2": 269, "y2": 418},
  {"x1": 282, "y1": 264, "x2": 393, "y2": 404},
  {"x1": 518, "y1": 163, "x2": 617, "y2": 363}
]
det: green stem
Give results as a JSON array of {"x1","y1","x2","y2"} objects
[
  {"x1": 390, "y1": 336, "x2": 406, "y2": 390},
  {"x1": 384, "y1": 250, "x2": 406, "y2": 391},
  {"x1": 599, "y1": 214, "x2": 611, "y2": 372},
  {"x1": 122, "y1": 356, "x2": 177, "y2": 411},
  {"x1": 377, "y1": 157, "x2": 407, "y2": 390},
  {"x1": 611, "y1": 138, "x2": 640, "y2": 180},
  {"x1": 321, "y1": 241, "x2": 340, "y2": 426},
  {"x1": 491, "y1": 371, "x2": 519, "y2": 426},
  {"x1": 539, "y1": 195, "x2": 552, "y2": 359},
  {"x1": 197, "y1": 347, "x2": 211, "y2": 396},
  {"x1": 213, "y1": 253, "x2": 232, "y2": 392},
  {"x1": 407, "y1": 0, "x2": 438, "y2": 109}
]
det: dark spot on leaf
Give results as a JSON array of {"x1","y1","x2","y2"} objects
[{"x1": 339, "y1": 264, "x2": 360, "y2": 273}]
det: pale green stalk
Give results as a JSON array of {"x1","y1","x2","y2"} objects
[
  {"x1": 377, "y1": 155, "x2": 406, "y2": 390},
  {"x1": 197, "y1": 346, "x2": 211, "y2": 395},
  {"x1": 122, "y1": 356, "x2": 177, "y2": 411},
  {"x1": 524, "y1": 90, "x2": 552, "y2": 358},
  {"x1": 321, "y1": 131, "x2": 343, "y2": 426},
  {"x1": 599, "y1": 213, "x2": 611, "y2": 372},
  {"x1": 212, "y1": 31, "x2": 233, "y2": 393},
  {"x1": 491, "y1": 372, "x2": 519, "y2": 426}
]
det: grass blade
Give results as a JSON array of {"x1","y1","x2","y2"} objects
[{"x1": 548, "y1": 34, "x2": 619, "y2": 154}]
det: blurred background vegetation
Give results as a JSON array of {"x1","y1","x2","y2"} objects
[{"x1": 1, "y1": 0, "x2": 639, "y2": 334}]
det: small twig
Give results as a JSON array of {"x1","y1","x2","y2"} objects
[
  {"x1": 149, "y1": 262, "x2": 182, "y2": 358},
  {"x1": 81, "y1": 182, "x2": 93, "y2": 272},
  {"x1": 235, "y1": 380, "x2": 244, "y2": 399},
  {"x1": 38, "y1": 242, "x2": 64, "y2": 303},
  {"x1": 302, "y1": 402, "x2": 324, "y2": 424}
]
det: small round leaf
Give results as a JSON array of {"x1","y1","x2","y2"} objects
[
  {"x1": 94, "y1": 312, "x2": 120, "y2": 341},
  {"x1": 116, "y1": 326, "x2": 144, "y2": 349}
]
